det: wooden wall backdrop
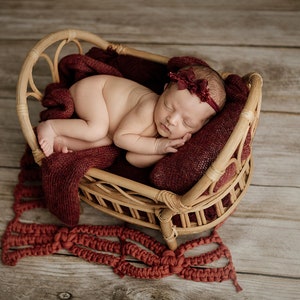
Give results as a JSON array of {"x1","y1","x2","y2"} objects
[{"x1": 0, "y1": 1, "x2": 299, "y2": 299}]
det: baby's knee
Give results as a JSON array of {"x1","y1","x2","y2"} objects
[{"x1": 85, "y1": 123, "x2": 108, "y2": 141}]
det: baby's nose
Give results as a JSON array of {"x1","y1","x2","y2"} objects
[{"x1": 167, "y1": 113, "x2": 179, "y2": 125}]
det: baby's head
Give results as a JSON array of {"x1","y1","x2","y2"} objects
[
  {"x1": 154, "y1": 65, "x2": 226, "y2": 139},
  {"x1": 168, "y1": 65, "x2": 226, "y2": 112}
]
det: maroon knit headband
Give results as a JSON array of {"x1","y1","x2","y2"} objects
[{"x1": 168, "y1": 67, "x2": 220, "y2": 113}]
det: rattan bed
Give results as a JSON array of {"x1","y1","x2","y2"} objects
[{"x1": 16, "y1": 29, "x2": 262, "y2": 250}]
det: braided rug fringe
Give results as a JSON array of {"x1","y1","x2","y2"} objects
[{"x1": 1, "y1": 147, "x2": 242, "y2": 292}]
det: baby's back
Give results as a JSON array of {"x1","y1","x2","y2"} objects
[{"x1": 101, "y1": 75, "x2": 157, "y2": 133}]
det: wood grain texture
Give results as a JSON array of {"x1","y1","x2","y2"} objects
[{"x1": 1, "y1": 1, "x2": 300, "y2": 47}]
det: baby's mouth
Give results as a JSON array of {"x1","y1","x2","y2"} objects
[{"x1": 160, "y1": 122, "x2": 170, "y2": 133}]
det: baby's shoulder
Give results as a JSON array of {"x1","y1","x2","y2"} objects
[{"x1": 135, "y1": 90, "x2": 158, "y2": 111}]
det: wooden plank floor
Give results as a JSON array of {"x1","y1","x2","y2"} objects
[{"x1": 0, "y1": 1, "x2": 299, "y2": 299}]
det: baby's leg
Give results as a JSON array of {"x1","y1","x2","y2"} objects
[
  {"x1": 37, "y1": 76, "x2": 110, "y2": 156},
  {"x1": 53, "y1": 135, "x2": 112, "y2": 153}
]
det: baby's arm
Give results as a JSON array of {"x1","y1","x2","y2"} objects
[
  {"x1": 115, "y1": 132, "x2": 187, "y2": 155},
  {"x1": 124, "y1": 133, "x2": 191, "y2": 168}
]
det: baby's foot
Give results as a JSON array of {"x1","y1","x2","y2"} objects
[{"x1": 37, "y1": 121, "x2": 56, "y2": 157}]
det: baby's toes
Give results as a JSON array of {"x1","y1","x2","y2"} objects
[{"x1": 40, "y1": 139, "x2": 53, "y2": 157}]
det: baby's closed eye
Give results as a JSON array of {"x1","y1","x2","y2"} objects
[
  {"x1": 183, "y1": 119, "x2": 195, "y2": 128},
  {"x1": 164, "y1": 100, "x2": 174, "y2": 111}
]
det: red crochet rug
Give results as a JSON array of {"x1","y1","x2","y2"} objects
[{"x1": 1, "y1": 146, "x2": 242, "y2": 292}]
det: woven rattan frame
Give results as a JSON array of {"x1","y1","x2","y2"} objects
[{"x1": 16, "y1": 29, "x2": 262, "y2": 250}]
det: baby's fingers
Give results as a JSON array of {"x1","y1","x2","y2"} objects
[
  {"x1": 166, "y1": 147, "x2": 178, "y2": 153},
  {"x1": 166, "y1": 139, "x2": 185, "y2": 151},
  {"x1": 183, "y1": 133, "x2": 192, "y2": 142}
]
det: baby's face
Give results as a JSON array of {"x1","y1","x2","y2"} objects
[{"x1": 154, "y1": 84, "x2": 215, "y2": 139}]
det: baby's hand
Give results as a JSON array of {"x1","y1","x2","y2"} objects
[{"x1": 155, "y1": 133, "x2": 191, "y2": 154}]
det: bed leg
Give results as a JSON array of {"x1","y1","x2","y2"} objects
[{"x1": 158, "y1": 210, "x2": 178, "y2": 250}]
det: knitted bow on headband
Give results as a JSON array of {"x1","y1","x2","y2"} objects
[{"x1": 168, "y1": 68, "x2": 220, "y2": 113}]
